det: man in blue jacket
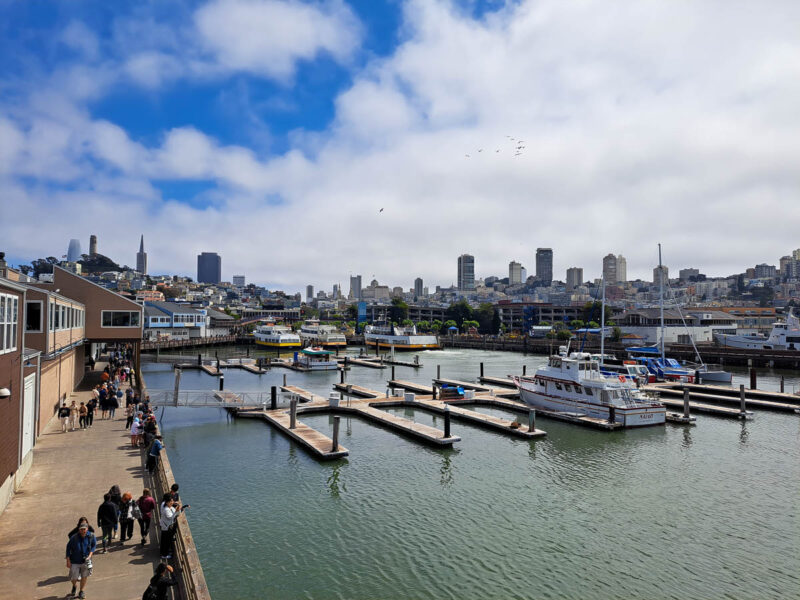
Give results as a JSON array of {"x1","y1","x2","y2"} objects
[{"x1": 65, "y1": 522, "x2": 96, "y2": 598}]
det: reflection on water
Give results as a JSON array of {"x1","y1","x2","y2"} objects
[{"x1": 146, "y1": 349, "x2": 800, "y2": 600}]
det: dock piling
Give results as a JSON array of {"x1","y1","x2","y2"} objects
[
  {"x1": 391, "y1": 365, "x2": 395, "y2": 381},
  {"x1": 608, "y1": 404, "x2": 616, "y2": 423},
  {"x1": 219, "y1": 375, "x2": 224, "y2": 391},
  {"x1": 739, "y1": 384, "x2": 746, "y2": 416},
  {"x1": 432, "y1": 385, "x2": 437, "y2": 400},
  {"x1": 523, "y1": 365, "x2": 527, "y2": 376},
  {"x1": 340, "y1": 368, "x2": 345, "y2": 384},
  {"x1": 750, "y1": 368, "x2": 757, "y2": 390},
  {"x1": 683, "y1": 388, "x2": 690, "y2": 418},
  {"x1": 290, "y1": 399, "x2": 298, "y2": 429},
  {"x1": 332, "y1": 416, "x2": 340, "y2": 452},
  {"x1": 197, "y1": 353, "x2": 202, "y2": 366},
  {"x1": 444, "y1": 405, "x2": 451, "y2": 438},
  {"x1": 780, "y1": 376, "x2": 785, "y2": 393},
  {"x1": 270, "y1": 386, "x2": 277, "y2": 410},
  {"x1": 528, "y1": 409, "x2": 536, "y2": 432},
  {"x1": 283, "y1": 373, "x2": 287, "y2": 387},
  {"x1": 437, "y1": 365, "x2": 441, "y2": 379},
  {"x1": 480, "y1": 362, "x2": 484, "y2": 378}
]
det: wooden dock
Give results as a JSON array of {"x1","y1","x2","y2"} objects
[
  {"x1": 281, "y1": 385, "x2": 327, "y2": 403},
  {"x1": 477, "y1": 375, "x2": 517, "y2": 388},
  {"x1": 650, "y1": 386, "x2": 797, "y2": 413},
  {"x1": 388, "y1": 380, "x2": 435, "y2": 394},
  {"x1": 238, "y1": 409, "x2": 349, "y2": 460},
  {"x1": 333, "y1": 383, "x2": 384, "y2": 398},
  {"x1": 434, "y1": 378, "x2": 493, "y2": 392},
  {"x1": 404, "y1": 398, "x2": 545, "y2": 438},
  {"x1": 346, "y1": 403, "x2": 460, "y2": 446},
  {"x1": 344, "y1": 358, "x2": 387, "y2": 369},
  {"x1": 657, "y1": 397, "x2": 752, "y2": 419}
]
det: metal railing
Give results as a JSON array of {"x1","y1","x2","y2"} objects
[{"x1": 146, "y1": 389, "x2": 297, "y2": 409}]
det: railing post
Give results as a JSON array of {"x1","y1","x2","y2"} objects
[
  {"x1": 332, "y1": 416, "x2": 340, "y2": 452},
  {"x1": 290, "y1": 399, "x2": 297, "y2": 429}
]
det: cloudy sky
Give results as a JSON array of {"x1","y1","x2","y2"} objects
[{"x1": 2, "y1": 0, "x2": 798, "y2": 293}]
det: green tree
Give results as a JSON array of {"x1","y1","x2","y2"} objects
[
  {"x1": 475, "y1": 303, "x2": 499, "y2": 334},
  {"x1": 612, "y1": 327, "x2": 622, "y2": 342},
  {"x1": 345, "y1": 304, "x2": 357, "y2": 320},
  {"x1": 539, "y1": 321, "x2": 550, "y2": 326},
  {"x1": 462, "y1": 320, "x2": 480, "y2": 331},
  {"x1": 388, "y1": 298, "x2": 409, "y2": 323},
  {"x1": 444, "y1": 319, "x2": 458, "y2": 332},
  {"x1": 557, "y1": 329, "x2": 573, "y2": 340},
  {"x1": 570, "y1": 319, "x2": 585, "y2": 330},
  {"x1": 582, "y1": 301, "x2": 602, "y2": 323},
  {"x1": 588, "y1": 321, "x2": 600, "y2": 329},
  {"x1": 401, "y1": 318, "x2": 414, "y2": 327},
  {"x1": 417, "y1": 320, "x2": 430, "y2": 332},
  {"x1": 431, "y1": 319, "x2": 443, "y2": 333},
  {"x1": 446, "y1": 299, "x2": 473, "y2": 329}
]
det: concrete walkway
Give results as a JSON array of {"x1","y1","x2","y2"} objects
[{"x1": 0, "y1": 379, "x2": 162, "y2": 599}]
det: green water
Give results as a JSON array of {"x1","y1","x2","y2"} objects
[{"x1": 144, "y1": 349, "x2": 800, "y2": 599}]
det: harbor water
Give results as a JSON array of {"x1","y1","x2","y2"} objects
[{"x1": 142, "y1": 348, "x2": 799, "y2": 600}]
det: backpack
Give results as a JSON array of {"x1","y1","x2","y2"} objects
[{"x1": 142, "y1": 584, "x2": 158, "y2": 600}]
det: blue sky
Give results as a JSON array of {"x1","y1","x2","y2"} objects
[{"x1": 2, "y1": 0, "x2": 800, "y2": 292}]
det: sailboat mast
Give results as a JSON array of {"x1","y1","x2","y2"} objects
[
  {"x1": 658, "y1": 243, "x2": 665, "y2": 361},
  {"x1": 600, "y1": 274, "x2": 606, "y2": 366}
]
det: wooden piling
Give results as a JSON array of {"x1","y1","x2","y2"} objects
[
  {"x1": 608, "y1": 404, "x2": 616, "y2": 423},
  {"x1": 340, "y1": 368, "x2": 345, "y2": 384},
  {"x1": 391, "y1": 365, "x2": 395, "y2": 381},
  {"x1": 290, "y1": 399, "x2": 298, "y2": 429},
  {"x1": 270, "y1": 386, "x2": 277, "y2": 410},
  {"x1": 523, "y1": 365, "x2": 527, "y2": 376},
  {"x1": 528, "y1": 409, "x2": 536, "y2": 432},
  {"x1": 780, "y1": 376, "x2": 785, "y2": 393},
  {"x1": 219, "y1": 375, "x2": 224, "y2": 391},
  {"x1": 437, "y1": 364, "x2": 441, "y2": 379},
  {"x1": 444, "y1": 405, "x2": 451, "y2": 438},
  {"x1": 750, "y1": 368, "x2": 757, "y2": 390},
  {"x1": 480, "y1": 362, "x2": 484, "y2": 378},
  {"x1": 283, "y1": 373, "x2": 287, "y2": 387},
  {"x1": 332, "y1": 416, "x2": 340, "y2": 452},
  {"x1": 739, "y1": 384, "x2": 746, "y2": 415},
  {"x1": 683, "y1": 388, "x2": 690, "y2": 418},
  {"x1": 198, "y1": 353, "x2": 202, "y2": 366}
]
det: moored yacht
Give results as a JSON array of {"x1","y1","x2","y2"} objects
[
  {"x1": 254, "y1": 320, "x2": 301, "y2": 348},
  {"x1": 363, "y1": 323, "x2": 440, "y2": 350},
  {"x1": 714, "y1": 310, "x2": 800, "y2": 351},
  {"x1": 513, "y1": 351, "x2": 666, "y2": 427}
]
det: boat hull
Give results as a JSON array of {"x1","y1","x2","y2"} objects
[
  {"x1": 697, "y1": 370, "x2": 733, "y2": 384},
  {"x1": 364, "y1": 334, "x2": 440, "y2": 351},
  {"x1": 255, "y1": 340, "x2": 302, "y2": 348}
]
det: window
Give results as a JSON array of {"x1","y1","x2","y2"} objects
[
  {"x1": 585, "y1": 388, "x2": 593, "y2": 396},
  {"x1": 26, "y1": 301, "x2": 42, "y2": 332},
  {"x1": 564, "y1": 384, "x2": 572, "y2": 392},
  {"x1": 101, "y1": 311, "x2": 141, "y2": 327},
  {"x1": 555, "y1": 382, "x2": 562, "y2": 390},
  {"x1": 0, "y1": 293, "x2": 19, "y2": 353}
]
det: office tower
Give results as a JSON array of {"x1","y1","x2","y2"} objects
[
  {"x1": 89, "y1": 235, "x2": 98, "y2": 256},
  {"x1": 306, "y1": 285, "x2": 314, "y2": 300},
  {"x1": 349, "y1": 275, "x2": 362, "y2": 299},
  {"x1": 653, "y1": 265, "x2": 669, "y2": 287},
  {"x1": 67, "y1": 239, "x2": 82, "y2": 262},
  {"x1": 679, "y1": 268, "x2": 700, "y2": 282},
  {"x1": 509, "y1": 261, "x2": 523, "y2": 285},
  {"x1": 602, "y1": 254, "x2": 617, "y2": 283},
  {"x1": 136, "y1": 235, "x2": 147, "y2": 275},
  {"x1": 458, "y1": 254, "x2": 475, "y2": 290},
  {"x1": 535, "y1": 248, "x2": 553, "y2": 285},
  {"x1": 232, "y1": 275, "x2": 245, "y2": 287},
  {"x1": 566, "y1": 267, "x2": 583, "y2": 291},
  {"x1": 197, "y1": 252, "x2": 222, "y2": 284},
  {"x1": 332, "y1": 284, "x2": 340, "y2": 299},
  {"x1": 414, "y1": 277, "x2": 423, "y2": 297},
  {"x1": 616, "y1": 255, "x2": 627, "y2": 282}
]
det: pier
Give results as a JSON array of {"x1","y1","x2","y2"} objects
[
  {"x1": 477, "y1": 375, "x2": 517, "y2": 388},
  {"x1": 389, "y1": 380, "x2": 435, "y2": 394},
  {"x1": 657, "y1": 396, "x2": 753, "y2": 419}
]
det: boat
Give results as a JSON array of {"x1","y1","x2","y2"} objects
[
  {"x1": 253, "y1": 320, "x2": 301, "y2": 348},
  {"x1": 513, "y1": 351, "x2": 666, "y2": 427},
  {"x1": 294, "y1": 347, "x2": 339, "y2": 370},
  {"x1": 298, "y1": 319, "x2": 347, "y2": 348},
  {"x1": 713, "y1": 310, "x2": 800, "y2": 351},
  {"x1": 363, "y1": 323, "x2": 440, "y2": 350}
]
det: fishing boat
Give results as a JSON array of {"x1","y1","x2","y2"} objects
[
  {"x1": 294, "y1": 347, "x2": 338, "y2": 370},
  {"x1": 363, "y1": 324, "x2": 440, "y2": 350},
  {"x1": 298, "y1": 319, "x2": 347, "y2": 348},
  {"x1": 713, "y1": 310, "x2": 800, "y2": 351},
  {"x1": 513, "y1": 351, "x2": 666, "y2": 427},
  {"x1": 253, "y1": 320, "x2": 301, "y2": 348}
]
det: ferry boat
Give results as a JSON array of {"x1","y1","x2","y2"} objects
[
  {"x1": 363, "y1": 323, "x2": 440, "y2": 351},
  {"x1": 298, "y1": 319, "x2": 347, "y2": 348},
  {"x1": 294, "y1": 347, "x2": 339, "y2": 371},
  {"x1": 513, "y1": 351, "x2": 666, "y2": 427},
  {"x1": 714, "y1": 310, "x2": 800, "y2": 351},
  {"x1": 253, "y1": 320, "x2": 301, "y2": 348}
]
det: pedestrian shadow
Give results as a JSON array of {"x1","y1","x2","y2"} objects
[{"x1": 37, "y1": 575, "x2": 69, "y2": 586}]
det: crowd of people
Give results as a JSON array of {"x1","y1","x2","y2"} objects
[{"x1": 62, "y1": 346, "x2": 187, "y2": 599}]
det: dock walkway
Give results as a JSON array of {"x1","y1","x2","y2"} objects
[
  {"x1": 648, "y1": 384, "x2": 799, "y2": 413},
  {"x1": 0, "y1": 385, "x2": 164, "y2": 599},
  {"x1": 388, "y1": 380, "x2": 435, "y2": 395}
]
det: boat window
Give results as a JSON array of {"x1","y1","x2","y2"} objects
[
  {"x1": 585, "y1": 388, "x2": 593, "y2": 396},
  {"x1": 564, "y1": 384, "x2": 572, "y2": 392},
  {"x1": 574, "y1": 386, "x2": 582, "y2": 394},
  {"x1": 555, "y1": 382, "x2": 562, "y2": 390}
]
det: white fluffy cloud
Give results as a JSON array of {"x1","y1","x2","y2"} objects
[{"x1": 3, "y1": 0, "x2": 800, "y2": 293}]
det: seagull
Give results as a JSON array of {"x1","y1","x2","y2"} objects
[
  {"x1": 379, "y1": 208, "x2": 384, "y2": 213},
  {"x1": 465, "y1": 154, "x2": 470, "y2": 157},
  {"x1": 496, "y1": 149, "x2": 500, "y2": 152},
  {"x1": 478, "y1": 149, "x2": 483, "y2": 152}
]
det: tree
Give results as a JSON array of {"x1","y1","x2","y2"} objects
[
  {"x1": 612, "y1": 327, "x2": 622, "y2": 342},
  {"x1": 401, "y1": 318, "x2": 414, "y2": 327},
  {"x1": 417, "y1": 320, "x2": 430, "y2": 332},
  {"x1": 557, "y1": 329, "x2": 573, "y2": 340},
  {"x1": 431, "y1": 319, "x2": 443, "y2": 333},
  {"x1": 588, "y1": 321, "x2": 600, "y2": 329},
  {"x1": 388, "y1": 298, "x2": 408, "y2": 323},
  {"x1": 570, "y1": 319, "x2": 585, "y2": 330},
  {"x1": 582, "y1": 301, "x2": 602, "y2": 323},
  {"x1": 475, "y1": 303, "x2": 499, "y2": 334},
  {"x1": 162, "y1": 287, "x2": 181, "y2": 299},
  {"x1": 443, "y1": 319, "x2": 458, "y2": 332},
  {"x1": 345, "y1": 304, "x2": 358, "y2": 320},
  {"x1": 446, "y1": 299, "x2": 473, "y2": 329},
  {"x1": 539, "y1": 321, "x2": 550, "y2": 326},
  {"x1": 462, "y1": 320, "x2": 480, "y2": 331}
]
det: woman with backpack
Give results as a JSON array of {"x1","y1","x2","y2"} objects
[
  {"x1": 119, "y1": 492, "x2": 137, "y2": 543},
  {"x1": 142, "y1": 563, "x2": 178, "y2": 600},
  {"x1": 136, "y1": 488, "x2": 157, "y2": 546}
]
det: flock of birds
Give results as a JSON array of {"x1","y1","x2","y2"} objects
[{"x1": 465, "y1": 135, "x2": 526, "y2": 158}]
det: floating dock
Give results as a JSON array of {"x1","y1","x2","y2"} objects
[
  {"x1": 398, "y1": 398, "x2": 545, "y2": 438},
  {"x1": 388, "y1": 380, "x2": 435, "y2": 395},
  {"x1": 333, "y1": 383, "x2": 383, "y2": 398},
  {"x1": 434, "y1": 378, "x2": 494, "y2": 392},
  {"x1": 281, "y1": 385, "x2": 326, "y2": 403},
  {"x1": 342, "y1": 358, "x2": 386, "y2": 369},
  {"x1": 657, "y1": 396, "x2": 753, "y2": 419},
  {"x1": 477, "y1": 375, "x2": 517, "y2": 388},
  {"x1": 648, "y1": 383, "x2": 799, "y2": 412},
  {"x1": 237, "y1": 409, "x2": 349, "y2": 460},
  {"x1": 175, "y1": 361, "x2": 268, "y2": 375}
]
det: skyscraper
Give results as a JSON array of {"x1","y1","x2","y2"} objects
[
  {"x1": 602, "y1": 253, "x2": 617, "y2": 283},
  {"x1": 457, "y1": 254, "x2": 475, "y2": 290},
  {"x1": 616, "y1": 255, "x2": 627, "y2": 282},
  {"x1": 535, "y1": 248, "x2": 553, "y2": 285},
  {"x1": 414, "y1": 277, "x2": 423, "y2": 298},
  {"x1": 197, "y1": 252, "x2": 222, "y2": 284},
  {"x1": 136, "y1": 235, "x2": 147, "y2": 275},
  {"x1": 306, "y1": 285, "x2": 314, "y2": 300},
  {"x1": 89, "y1": 234, "x2": 98, "y2": 256},
  {"x1": 67, "y1": 239, "x2": 82, "y2": 262},
  {"x1": 349, "y1": 275, "x2": 362, "y2": 299},
  {"x1": 508, "y1": 261, "x2": 523, "y2": 285},
  {"x1": 653, "y1": 265, "x2": 669, "y2": 287},
  {"x1": 232, "y1": 275, "x2": 246, "y2": 287},
  {"x1": 566, "y1": 267, "x2": 583, "y2": 291}
]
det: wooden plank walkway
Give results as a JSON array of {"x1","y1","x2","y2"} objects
[
  {"x1": 281, "y1": 385, "x2": 327, "y2": 403},
  {"x1": 478, "y1": 375, "x2": 517, "y2": 388},
  {"x1": 408, "y1": 398, "x2": 545, "y2": 438},
  {"x1": 463, "y1": 394, "x2": 623, "y2": 430},
  {"x1": 238, "y1": 410, "x2": 349, "y2": 459},
  {"x1": 333, "y1": 383, "x2": 383, "y2": 398},
  {"x1": 650, "y1": 386, "x2": 797, "y2": 413},
  {"x1": 388, "y1": 380, "x2": 434, "y2": 394},
  {"x1": 434, "y1": 378, "x2": 494, "y2": 391},
  {"x1": 348, "y1": 404, "x2": 460, "y2": 445},
  {"x1": 658, "y1": 397, "x2": 753, "y2": 419},
  {"x1": 344, "y1": 358, "x2": 387, "y2": 369}
]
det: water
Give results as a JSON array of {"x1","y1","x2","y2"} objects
[{"x1": 143, "y1": 348, "x2": 800, "y2": 600}]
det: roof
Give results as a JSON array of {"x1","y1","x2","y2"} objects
[
  {"x1": 206, "y1": 307, "x2": 234, "y2": 320},
  {"x1": 144, "y1": 305, "x2": 168, "y2": 318},
  {"x1": 145, "y1": 301, "x2": 204, "y2": 315}
]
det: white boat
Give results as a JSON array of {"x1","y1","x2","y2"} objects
[
  {"x1": 253, "y1": 320, "x2": 301, "y2": 348},
  {"x1": 299, "y1": 319, "x2": 347, "y2": 348},
  {"x1": 363, "y1": 324, "x2": 440, "y2": 350},
  {"x1": 294, "y1": 347, "x2": 339, "y2": 370},
  {"x1": 513, "y1": 351, "x2": 666, "y2": 427},
  {"x1": 714, "y1": 311, "x2": 800, "y2": 351}
]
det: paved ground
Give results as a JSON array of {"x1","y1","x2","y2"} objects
[{"x1": 0, "y1": 371, "x2": 163, "y2": 600}]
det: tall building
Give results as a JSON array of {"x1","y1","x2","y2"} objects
[
  {"x1": 457, "y1": 254, "x2": 475, "y2": 290},
  {"x1": 136, "y1": 235, "x2": 147, "y2": 275},
  {"x1": 349, "y1": 275, "x2": 362, "y2": 299},
  {"x1": 616, "y1": 255, "x2": 627, "y2": 282},
  {"x1": 89, "y1": 234, "x2": 98, "y2": 256},
  {"x1": 232, "y1": 275, "x2": 245, "y2": 287},
  {"x1": 414, "y1": 277, "x2": 423, "y2": 298},
  {"x1": 793, "y1": 249, "x2": 800, "y2": 261},
  {"x1": 566, "y1": 267, "x2": 583, "y2": 291},
  {"x1": 602, "y1": 254, "x2": 617, "y2": 283},
  {"x1": 508, "y1": 261, "x2": 523, "y2": 285},
  {"x1": 197, "y1": 252, "x2": 222, "y2": 284},
  {"x1": 653, "y1": 265, "x2": 669, "y2": 287},
  {"x1": 67, "y1": 239, "x2": 82, "y2": 262},
  {"x1": 535, "y1": 248, "x2": 553, "y2": 285},
  {"x1": 679, "y1": 268, "x2": 700, "y2": 282},
  {"x1": 306, "y1": 285, "x2": 314, "y2": 300}
]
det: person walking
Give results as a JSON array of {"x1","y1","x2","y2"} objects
[
  {"x1": 108, "y1": 485, "x2": 122, "y2": 539},
  {"x1": 96, "y1": 494, "x2": 117, "y2": 553},
  {"x1": 98, "y1": 386, "x2": 108, "y2": 419},
  {"x1": 78, "y1": 402, "x2": 88, "y2": 430},
  {"x1": 158, "y1": 493, "x2": 189, "y2": 559},
  {"x1": 119, "y1": 492, "x2": 136, "y2": 543},
  {"x1": 142, "y1": 563, "x2": 178, "y2": 600},
  {"x1": 124, "y1": 403, "x2": 134, "y2": 430},
  {"x1": 136, "y1": 488, "x2": 157, "y2": 545},
  {"x1": 86, "y1": 397, "x2": 95, "y2": 428},
  {"x1": 58, "y1": 402, "x2": 71, "y2": 433},
  {"x1": 130, "y1": 417, "x2": 141, "y2": 447},
  {"x1": 66, "y1": 517, "x2": 95, "y2": 539},
  {"x1": 109, "y1": 390, "x2": 120, "y2": 419},
  {"x1": 69, "y1": 400, "x2": 79, "y2": 431},
  {"x1": 146, "y1": 436, "x2": 164, "y2": 475},
  {"x1": 66, "y1": 521, "x2": 96, "y2": 599}
]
